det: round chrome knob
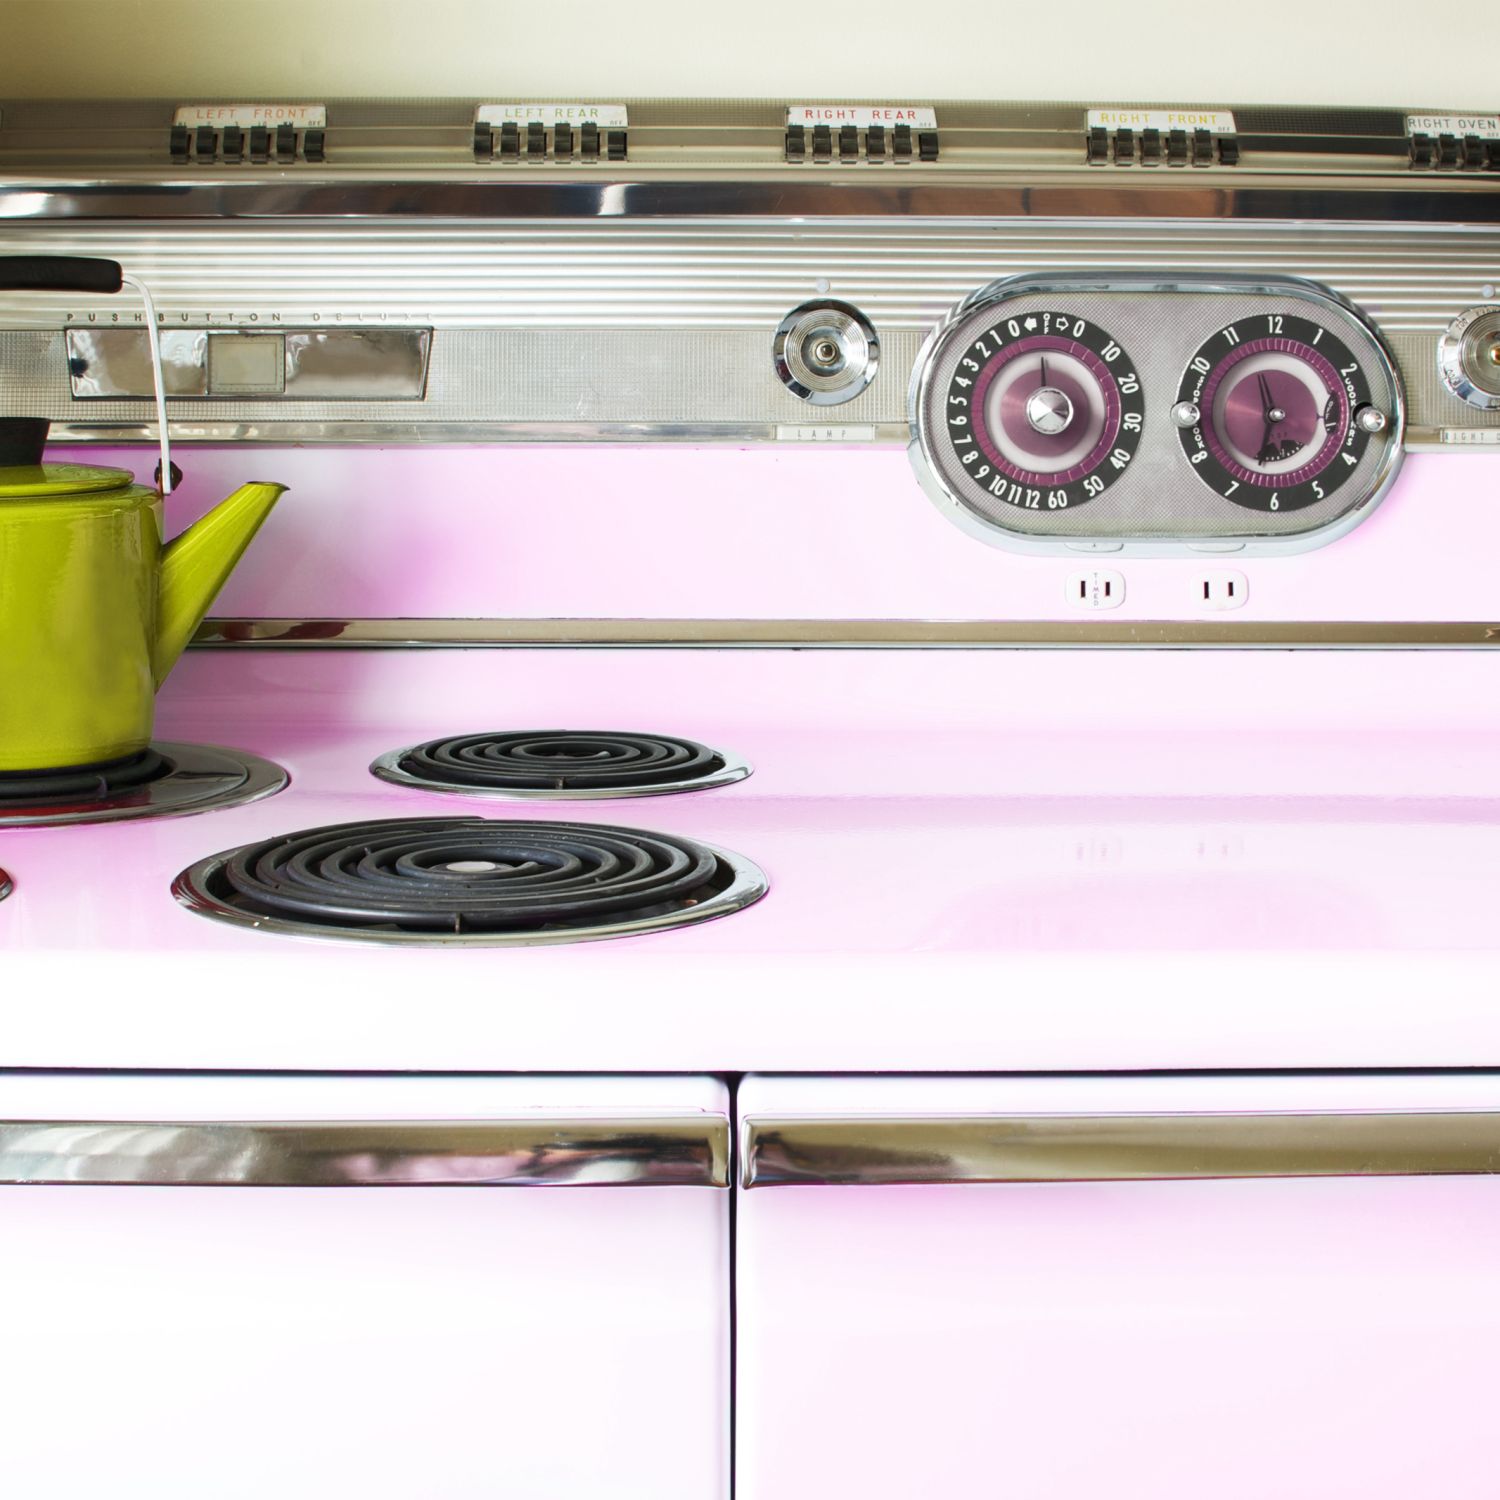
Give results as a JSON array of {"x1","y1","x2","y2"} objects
[
  {"x1": 1268, "y1": 406, "x2": 1287, "y2": 423},
  {"x1": 1354, "y1": 405, "x2": 1389, "y2": 434},
  {"x1": 1171, "y1": 400, "x2": 1201, "y2": 428},
  {"x1": 1025, "y1": 385, "x2": 1074, "y2": 435},
  {"x1": 1438, "y1": 305, "x2": 1500, "y2": 410},
  {"x1": 773, "y1": 300, "x2": 880, "y2": 405}
]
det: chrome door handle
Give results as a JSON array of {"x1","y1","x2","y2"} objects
[
  {"x1": 741, "y1": 1111, "x2": 1500, "y2": 1188},
  {"x1": 0, "y1": 1117, "x2": 730, "y2": 1187}
]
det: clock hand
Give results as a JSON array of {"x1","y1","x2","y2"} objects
[
  {"x1": 1257, "y1": 373, "x2": 1278, "y2": 464},
  {"x1": 1039, "y1": 355, "x2": 1049, "y2": 385}
]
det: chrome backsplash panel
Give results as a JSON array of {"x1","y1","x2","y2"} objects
[{"x1": 0, "y1": 219, "x2": 1495, "y2": 444}]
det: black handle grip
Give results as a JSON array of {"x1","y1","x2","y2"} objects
[{"x1": 0, "y1": 256, "x2": 124, "y2": 295}]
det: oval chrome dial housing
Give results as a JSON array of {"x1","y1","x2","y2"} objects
[
  {"x1": 910, "y1": 293, "x2": 1145, "y2": 539},
  {"x1": 1175, "y1": 312, "x2": 1388, "y2": 512}
]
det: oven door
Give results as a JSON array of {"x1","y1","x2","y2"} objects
[
  {"x1": 0, "y1": 1073, "x2": 729, "y2": 1500},
  {"x1": 737, "y1": 1074, "x2": 1500, "y2": 1500}
]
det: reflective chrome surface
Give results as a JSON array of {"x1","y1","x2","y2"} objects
[
  {"x1": 173, "y1": 838, "x2": 768, "y2": 946},
  {"x1": 0, "y1": 1117, "x2": 730, "y2": 1187},
  {"x1": 1439, "y1": 304, "x2": 1500, "y2": 410},
  {"x1": 0, "y1": 740, "x2": 288, "y2": 827},
  {"x1": 906, "y1": 272, "x2": 1407, "y2": 556},
  {"x1": 742, "y1": 1111, "x2": 1500, "y2": 1187},
  {"x1": 370, "y1": 742, "x2": 753, "y2": 798},
  {"x1": 192, "y1": 617, "x2": 1500, "y2": 649},
  {"x1": 0, "y1": 218, "x2": 1494, "y2": 444}
]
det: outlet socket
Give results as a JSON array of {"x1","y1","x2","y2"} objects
[
  {"x1": 1065, "y1": 569, "x2": 1126, "y2": 610},
  {"x1": 1196, "y1": 570, "x2": 1249, "y2": 611}
]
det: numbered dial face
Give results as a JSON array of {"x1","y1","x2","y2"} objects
[
  {"x1": 1176, "y1": 313, "x2": 1374, "y2": 513},
  {"x1": 943, "y1": 312, "x2": 1145, "y2": 511}
]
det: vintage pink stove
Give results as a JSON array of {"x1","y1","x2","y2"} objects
[{"x1": 2, "y1": 97, "x2": 1500, "y2": 1499}]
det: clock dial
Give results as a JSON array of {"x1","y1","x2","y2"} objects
[{"x1": 1176, "y1": 313, "x2": 1375, "y2": 513}]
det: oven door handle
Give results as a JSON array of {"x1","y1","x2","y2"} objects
[
  {"x1": 0, "y1": 1117, "x2": 730, "y2": 1188},
  {"x1": 741, "y1": 1111, "x2": 1500, "y2": 1188}
]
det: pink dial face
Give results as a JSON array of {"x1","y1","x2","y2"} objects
[
  {"x1": 1176, "y1": 313, "x2": 1375, "y2": 515},
  {"x1": 937, "y1": 311, "x2": 1145, "y2": 513},
  {"x1": 1200, "y1": 337, "x2": 1348, "y2": 488}
]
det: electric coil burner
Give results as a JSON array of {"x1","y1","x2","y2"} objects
[
  {"x1": 173, "y1": 816, "x2": 768, "y2": 946},
  {"x1": 0, "y1": 741, "x2": 288, "y2": 828},
  {"x1": 370, "y1": 731, "x2": 752, "y2": 799}
]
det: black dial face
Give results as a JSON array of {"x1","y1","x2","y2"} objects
[
  {"x1": 940, "y1": 309, "x2": 1145, "y2": 512},
  {"x1": 1175, "y1": 312, "x2": 1374, "y2": 513}
]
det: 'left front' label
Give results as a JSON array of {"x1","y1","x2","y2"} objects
[{"x1": 174, "y1": 103, "x2": 327, "y2": 128}]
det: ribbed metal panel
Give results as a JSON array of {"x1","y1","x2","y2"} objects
[{"x1": 0, "y1": 219, "x2": 1494, "y2": 332}]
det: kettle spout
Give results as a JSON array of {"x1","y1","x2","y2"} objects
[{"x1": 153, "y1": 481, "x2": 287, "y2": 685}]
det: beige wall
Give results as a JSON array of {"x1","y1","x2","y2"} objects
[{"x1": 0, "y1": 0, "x2": 1491, "y2": 106}]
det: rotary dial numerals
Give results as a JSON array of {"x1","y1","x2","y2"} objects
[
  {"x1": 942, "y1": 311, "x2": 1145, "y2": 511},
  {"x1": 1175, "y1": 313, "x2": 1375, "y2": 513}
]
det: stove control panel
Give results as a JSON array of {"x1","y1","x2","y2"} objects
[{"x1": 909, "y1": 273, "x2": 1405, "y2": 557}]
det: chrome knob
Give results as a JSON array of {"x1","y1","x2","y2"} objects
[
  {"x1": 1025, "y1": 386, "x2": 1074, "y2": 435},
  {"x1": 1171, "y1": 400, "x2": 1201, "y2": 428},
  {"x1": 1355, "y1": 405, "x2": 1388, "y2": 434}
]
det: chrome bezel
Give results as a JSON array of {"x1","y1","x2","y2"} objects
[
  {"x1": 172, "y1": 839, "x2": 769, "y2": 948},
  {"x1": 773, "y1": 299, "x2": 880, "y2": 405},
  {"x1": 1438, "y1": 304, "x2": 1500, "y2": 411},
  {"x1": 369, "y1": 740, "x2": 753, "y2": 799},
  {"x1": 0, "y1": 741, "x2": 288, "y2": 828},
  {"x1": 907, "y1": 271, "x2": 1407, "y2": 558}
]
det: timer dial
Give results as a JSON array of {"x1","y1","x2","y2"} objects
[
  {"x1": 941, "y1": 312, "x2": 1145, "y2": 512},
  {"x1": 1175, "y1": 313, "x2": 1381, "y2": 513}
]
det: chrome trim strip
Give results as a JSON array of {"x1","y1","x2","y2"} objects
[
  {"x1": 0, "y1": 1117, "x2": 731, "y2": 1187},
  {"x1": 742, "y1": 1112, "x2": 1500, "y2": 1188},
  {"x1": 191, "y1": 618, "x2": 1500, "y2": 650},
  {"x1": 6, "y1": 182, "x2": 1500, "y2": 224}
]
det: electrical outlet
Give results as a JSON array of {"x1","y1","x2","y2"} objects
[
  {"x1": 1195, "y1": 570, "x2": 1248, "y2": 610},
  {"x1": 1065, "y1": 569, "x2": 1125, "y2": 610}
]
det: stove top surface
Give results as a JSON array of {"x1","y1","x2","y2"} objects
[{"x1": 5, "y1": 646, "x2": 1500, "y2": 1073}]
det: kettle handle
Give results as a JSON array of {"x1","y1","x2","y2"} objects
[
  {"x1": 0, "y1": 255, "x2": 173, "y2": 495},
  {"x1": 0, "y1": 256, "x2": 124, "y2": 295}
]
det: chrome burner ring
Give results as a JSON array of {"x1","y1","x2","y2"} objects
[
  {"x1": 173, "y1": 816, "x2": 768, "y2": 948},
  {"x1": 371, "y1": 730, "x2": 752, "y2": 799},
  {"x1": 0, "y1": 741, "x2": 288, "y2": 828}
]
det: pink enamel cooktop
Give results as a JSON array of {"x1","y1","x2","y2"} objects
[{"x1": 4, "y1": 645, "x2": 1500, "y2": 1073}]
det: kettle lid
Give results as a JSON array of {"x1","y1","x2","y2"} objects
[{"x1": 0, "y1": 417, "x2": 136, "y2": 498}]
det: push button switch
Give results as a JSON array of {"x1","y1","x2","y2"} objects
[
  {"x1": 839, "y1": 124, "x2": 859, "y2": 160},
  {"x1": 554, "y1": 123, "x2": 573, "y2": 159},
  {"x1": 302, "y1": 128, "x2": 326, "y2": 162},
  {"x1": 1166, "y1": 127, "x2": 1188, "y2": 166},
  {"x1": 526, "y1": 121, "x2": 546, "y2": 159},
  {"x1": 812, "y1": 124, "x2": 832, "y2": 162},
  {"x1": 1437, "y1": 133, "x2": 1461, "y2": 168},
  {"x1": 276, "y1": 122, "x2": 297, "y2": 162},
  {"x1": 222, "y1": 125, "x2": 244, "y2": 162},
  {"x1": 866, "y1": 124, "x2": 886, "y2": 160},
  {"x1": 169, "y1": 124, "x2": 190, "y2": 164},
  {"x1": 1191, "y1": 127, "x2": 1213, "y2": 166},
  {"x1": 1113, "y1": 127, "x2": 1135, "y2": 164},
  {"x1": 248, "y1": 125, "x2": 270, "y2": 162},
  {"x1": 194, "y1": 125, "x2": 217, "y2": 162},
  {"x1": 581, "y1": 121, "x2": 600, "y2": 160},
  {"x1": 892, "y1": 123, "x2": 912, "y2": 161},
  {"x1": 1140, "y1": 128, "x2": 1162, "y2": 165},
  {"x1": 1462, "y1": 133, "x2": 1486, "y2": 169},
  {"x1": 499, "y1": 121, "x2": 520, "y2": 159},
  {"x1": 473, "y1": 122, "x2": 494, "y2": 160},
  {"x1": 917, "y1": 129, "x2": 939, "y2": 161},
  {"x1": 605, "y1": 127, "x2": 627, "y2": 160},
  {"x1": 785, "y1": 123, "x2": 806, "y2": 162},
  {"x1": 1087, "y1": 124, "x2": 1108, "y2": 164},
  {"x1": 1409, "y1": 132, "x2": 1436, "y2": 168}
]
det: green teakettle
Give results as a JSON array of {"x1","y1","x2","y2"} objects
[{"x1": 0, "y1": 257, "x2": 286, "y2": 773}]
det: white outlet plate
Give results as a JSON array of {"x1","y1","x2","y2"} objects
[
  {"x1": 1065, "y1": 569, "x2": 1126, "y2": 610},
  {"x1": 1196, "y1": 569, "x2": 1249, "y2": 610}
]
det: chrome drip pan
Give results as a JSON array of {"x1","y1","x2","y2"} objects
[
  {"x1": 0, "y1": 741, "x2": 288, "y2": 827},
  {"x1": 173, "y1": 816, "x2": 768, "y2": 947}
]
